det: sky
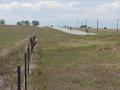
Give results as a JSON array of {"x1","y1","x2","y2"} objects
[{"x1": 0, "y1": 0, "x2": 120, "y2": 28}]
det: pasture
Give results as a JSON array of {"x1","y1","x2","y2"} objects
[{"x1": 0, "y1": 25, "x2": 120, "y2": 90}]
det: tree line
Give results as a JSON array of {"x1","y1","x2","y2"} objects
[{"x1": 0, "y1": 19, "x2": 39, "y2": 26}]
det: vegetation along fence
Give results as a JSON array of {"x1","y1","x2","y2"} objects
[{"x1": 17, "y1": 35, "x2": 37, "y2": 90}]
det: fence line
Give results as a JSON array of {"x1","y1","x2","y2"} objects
[{"x1": 17, "y1": 35, "x2": 37, "y2": 90}]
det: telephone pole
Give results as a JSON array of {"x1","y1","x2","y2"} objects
[
  {"x1": 97, "y1": 19, "x2": 99, "y2": 31},
  {"x1": 85, "y1": 19, "x2": 88, "y2": 33},
  {"x1": 117, "y1": 19, "x2": 119, "y2": 32}
]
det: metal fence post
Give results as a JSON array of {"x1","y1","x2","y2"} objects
[
  {"x1": 27, "y1": 45, "x2": 30, "y2": 75},
  {"x1": 17, "y1": 65, "x2": 21, "y2": 90},
  {"x1": 24, "y1": 53, "x2": 27, "y2": 90}
]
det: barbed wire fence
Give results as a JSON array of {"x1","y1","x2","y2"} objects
[{"x1": 16, "y1": 35, "x2": 37, "y2": 90}]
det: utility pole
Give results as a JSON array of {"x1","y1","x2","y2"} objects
[
  {"x1": 81, "y1": 21, "x2": 83, "y2": 26},
  {"x1": 85, "y1": 19, "x2": 88, "y2": 33},
  {"x1": 85, "y1": 19, "x2": 87, "y2": 25},
  {"x1": 97, "y1": 19, "x2": 99, "y2": 31},
  {"x1": 76, "y1": 21, "x2": 79, "y2": 29},
  {"x1": 117, "y1": 19, "x2": 119, "y2": 32}
]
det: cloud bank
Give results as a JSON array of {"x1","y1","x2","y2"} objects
[{"x1": 0, "y1": 0, "x2": 119, "y2": 28}]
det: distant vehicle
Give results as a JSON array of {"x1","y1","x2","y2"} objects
[
  {"x1": 104, "y1": 27, "x2": 107, "y2": 29},
  {"x1": 51, "y1": 25, "x2": 54, "y2": 27},
  {"x1": 80, "y1": 25, "x2": 87, "y2": 28},
  {"x1": 88, "y1": 27, "x2": 91, "y2": 28},
  {"x1": 69, "y1": 26, "x2": 72, "y2": 30}
]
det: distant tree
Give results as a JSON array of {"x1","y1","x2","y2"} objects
[
  {"x1": 17, "y1": 22, "x2": 21, "y2": 25},
  {"x1": 17, "y1": 20, "x2": 30, "y2": 26},
  {"x1": 32, "y1": 20, "x2": 39, "y2": 26},
  {"x1": 21, "y1": 20, "x2": 26, "y2": 25},
  {"x1": 24, "y1": 20, "x2": 30, "y2": 25},
  {"x1": 17, "y1": 20, "x2": 24, "y2": 26},
  {"x1": 0, "y1": 19, "x2": 5, "y2": 25}
]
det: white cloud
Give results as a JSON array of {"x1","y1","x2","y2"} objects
[
  {"x1": 101, "y1": 1, "x2": 120, "y2": 10},
  {"x1": 0, "y1": 1, "x2": 65, "y2": 11},
  {"x1": 0, "y1": 1, "x2": 83, "y2": 11},
  {"x1": 0, "y1": 2, "x2": 31, "y2": 11},
  {"x1": 94, "y1": 1, "x2": 120, "y2": 19},
  {"x1": 88, "y1": 0, "x2": 119, "y2": 18}
]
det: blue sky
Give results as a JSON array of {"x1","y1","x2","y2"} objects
[{"x1": 0, "y1": 0, "x2": 120, "y2": 28}]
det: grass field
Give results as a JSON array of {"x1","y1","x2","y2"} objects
[
  {"x1": 0, "y1": 25, "x2": 37, "y2": 90},
  {"x1": 1, "y1": 26, "x2": 120, "y2": 90},
  {"x1": 0, "y1": 25, "x2": 37, "y2": 49},
  {"x1": 34, "y1": 28, "x2": 120, "y2": 90}
]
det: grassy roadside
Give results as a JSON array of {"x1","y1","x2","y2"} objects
[
  {"x1": 0, "y1": 25, "x2": 37, "y2": 89},
  {"x1": 30, "y1": 28, "x2": 120, "y2": 90},
  {"x1": 0, "y1": 25, "x2": 37, "y2": 50}
]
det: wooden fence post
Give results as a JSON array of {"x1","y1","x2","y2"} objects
[
  {"x1": 30, "y1": 37, "x2": 32, "y2": 54},
  {"x1": 27, "y1": 45, "x2": 30, "y2": 75},
  {"x1": 17, "y1": 65, "x2": 21, "y2": 90},
  {"x1": 29, "y1": 35, "x2": 36, "y2": 53},
  {"x1": 24, "y1": 53, "x2": 27, "y2": 90}
]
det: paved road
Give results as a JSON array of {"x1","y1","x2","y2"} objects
[{"x1": 54, "y1": 28, "x2": 96, "y2": 35}]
